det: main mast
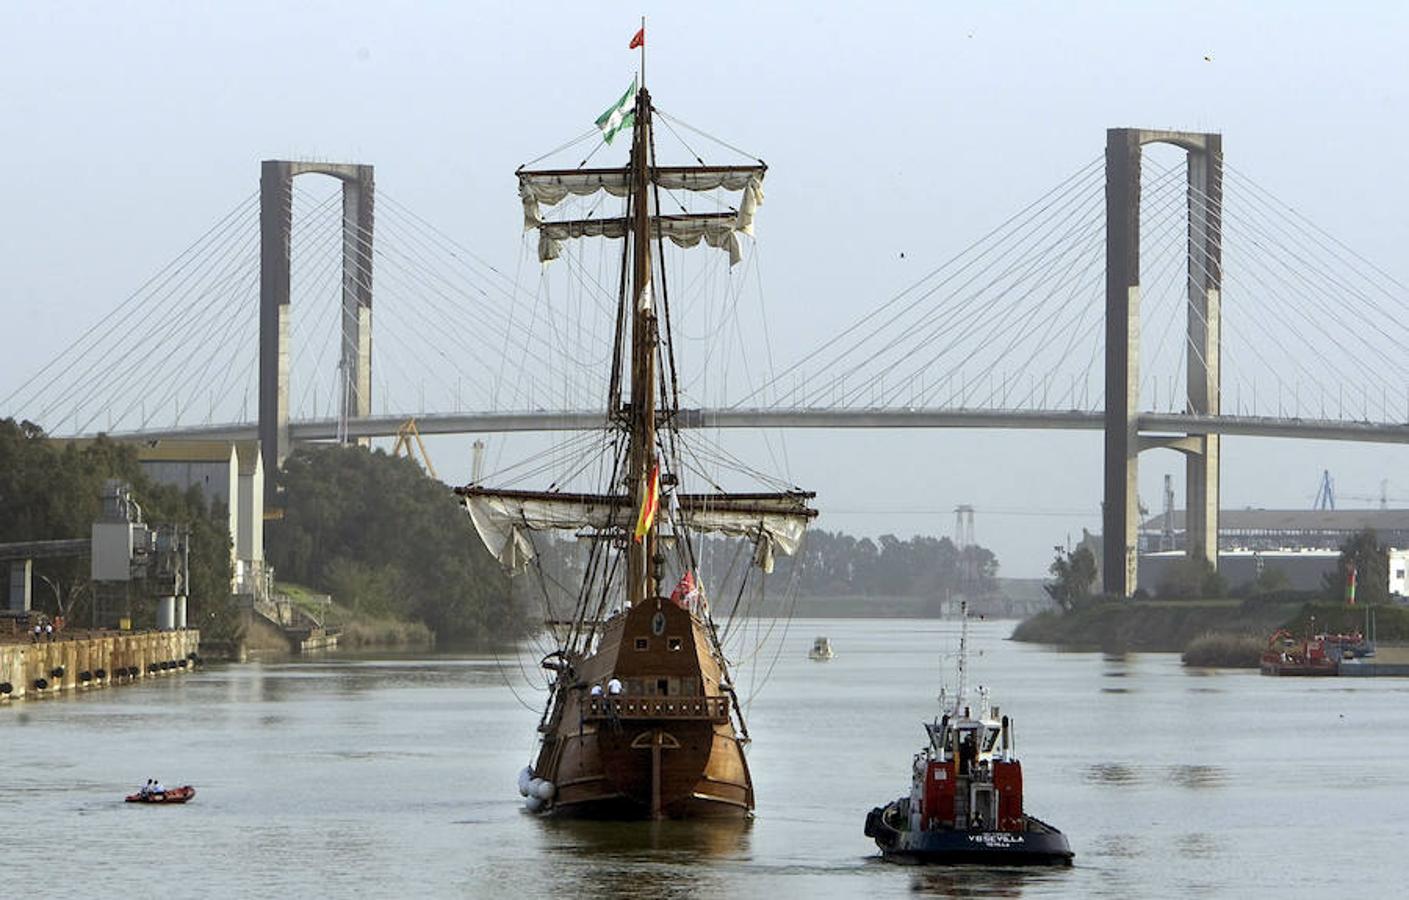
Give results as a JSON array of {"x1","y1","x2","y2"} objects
[
  {"x1": 468, "y1": 77, "x2": 812, "y2": 616},
  {"x1": 627, "y1": 86, "x2": 658, "y2": 608}
]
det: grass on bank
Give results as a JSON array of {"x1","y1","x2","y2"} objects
[
  {"x1": 1181, "y1": 632, "x2": 1264, "y2": 668},
  {"x1": 274, "y1": 581, "x2": 434, "y2": 648}
]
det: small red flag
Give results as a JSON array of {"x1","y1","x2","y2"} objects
[{"x1": 629, "y1": 27, "x2": 645, "y2": 49}]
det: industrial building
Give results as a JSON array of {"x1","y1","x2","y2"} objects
[
  {"x1": 1139, "y1": 509, "x2": 1409, "y2": 593},
  {"x1": 136, "y1": 440, "x2": 266, "y2": 597},
  {"x1": 55, "y1": 438, "x2": 267, "y2": 598}
]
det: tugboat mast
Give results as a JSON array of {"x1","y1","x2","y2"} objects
[{"x1": 953, "y1": 598, "x2": 970, "y2": 714}]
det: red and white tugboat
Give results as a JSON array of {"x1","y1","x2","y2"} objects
[{"x1": 864, "y1": 603, "x2": 1073, "y2": 865}]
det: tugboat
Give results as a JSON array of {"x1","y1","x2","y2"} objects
[
  {"x1": 809, "y1": 636, "x2": 835, "y2": 661},
  {"x1": 864, "y1": 603, "x2": 1073, "y2": 865}
]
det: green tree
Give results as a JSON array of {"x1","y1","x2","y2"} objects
[
  {"x1": 1155, "y1": 556, "x2": 1225, "y2": 600},
  {"x1": 777, "y1": 528, "x2": 999, "y2": 597},
  {"x1": 1046, "y1": 545, "x2": 1098, "y2": 611},
  {"x1": 265, "y1": 444, "x2": 524, "y2": 645},
  {"x1": 1324, "y1": 529, "x2": 1389, "y2": 605},
  {"x1": 1250, "y1": 564, "x2": 1291, "y2": 596}
]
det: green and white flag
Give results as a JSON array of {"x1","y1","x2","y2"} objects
[{"x1": 595, "y1": 76, "x2": 637, "y2": 144}]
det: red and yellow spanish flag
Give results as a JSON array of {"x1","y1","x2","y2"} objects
[{"x1": 634, "y1": 460, "x2": 660, "y2": 543}]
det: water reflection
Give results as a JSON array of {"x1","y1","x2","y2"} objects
[
  {"x1": 908, "y1": 865, "x2": 1069, "y2": 897},
  {"x1": 1092, "y1": 833, "x2": 1142, "y2": 858},
  {"x1": 540, "y1": 817, "x2": 752, "y2": 861},
  {"x1": 534, "y1": 819, "x2": 751, "y2": 899},
  {"x1": 1084, "y1": 763, "x2": 1141, "y2": 786},
  {"x1": 1175, "y1": 831, "x2": 1217, "y2": 859},
  {"x1": 1166, "y1": 765, "x2": 1226, "y2": 790}
]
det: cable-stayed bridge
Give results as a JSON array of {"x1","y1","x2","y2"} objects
[{"x1": 6, "y1": 128, "x2": 1409, "y2": 596}]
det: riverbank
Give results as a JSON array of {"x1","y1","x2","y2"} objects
[
  {"x1": 1010, "y1": 598, "x2": 1300, "y2": 654},
  {"x1": 793, "y1": 579, "x2": 1052, "y2": 619},
  {"x1": 221, "y1": 583, "x2": 434, "y2": 660},
  {"x1": 1013, "y1": 598, "x2": 1409, "y2": 668}
]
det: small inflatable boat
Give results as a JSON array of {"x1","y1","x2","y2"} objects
[{"x1": 125, "y1": 786, "x2": 196, "y2": 804}]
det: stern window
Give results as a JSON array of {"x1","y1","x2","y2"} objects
[
  {"x1": 635, "y1": 638, "x2": 649, "y2": 651},
  {"x1": 667, "y1": 637, "x2": 683, "y2": 651}
]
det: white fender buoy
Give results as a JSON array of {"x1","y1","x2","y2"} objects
[
  {"x1": 532, "y1": 779, "x2": 555, "y2": 801},
  {"x1": 517, "y1": 766, "x2": 533, "y2": 797},
  {"x1": 524, "y1": 795, "x2": 545, "y2": 812}
]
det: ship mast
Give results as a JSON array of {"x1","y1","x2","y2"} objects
[
  {"x1": 626, "y1": 86, "x2": 658, "y2": 608},
  {"x1": 471, "y1": 80, "x2": 814, "y2": 620}
]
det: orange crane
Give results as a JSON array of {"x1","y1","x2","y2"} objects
[{"x1": 391, "y1": 418, "x2": 438, "y2": 480}]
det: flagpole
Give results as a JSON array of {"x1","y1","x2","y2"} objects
[{"x1": 640, "y1": 15, "x2": 646, "y2": 88}]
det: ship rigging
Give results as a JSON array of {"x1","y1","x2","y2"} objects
[{"x1": 457, "y1": 72, "x2": 815, "y2": 819}]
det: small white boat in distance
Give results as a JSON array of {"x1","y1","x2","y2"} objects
[{"x1": 809, "y1": 636, "x2": 835, "y2": 661}]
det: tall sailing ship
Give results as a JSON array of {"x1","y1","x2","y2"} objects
[{"x1": 457, "y1": 76, "x2": 815, "y2": 819}]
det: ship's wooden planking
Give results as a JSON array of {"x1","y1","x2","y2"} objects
[{"x1": 535, "y1": 598, "x2": 752, "y2": 819}]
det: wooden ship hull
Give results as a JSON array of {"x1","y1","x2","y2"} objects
[{"x1": 534, "y1": 598, "x2": 753, "y2": 819}]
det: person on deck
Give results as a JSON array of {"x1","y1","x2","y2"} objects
[
  {"x1": 44, "y1": 622, "x2": 54, "y2": 642},
  {"x1": 959, "y1": 733, "x2": 977, "y2": 775},
  {"x1": 139, "y1": 779, "x2": 153, "y2": 797},
  {"x1": 607, "y1": 677, "x2": 623, "y2": 696},
  {"x1": 589, "y1": 683, "x2": 604, "y2": 697},
  {"x1": 152, "y1": 780, "x2": 166, "y2": 795},
  {"x1": 32, "y1": 623, "x2": 41, "y2": 643}
]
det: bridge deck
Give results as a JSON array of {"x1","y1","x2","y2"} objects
[{"x1": 91, "y1": 408, "x2": 1409, "y2": 445}]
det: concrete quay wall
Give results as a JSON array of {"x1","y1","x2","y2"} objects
[{"x1": 0, "y1": 630, "x2": 200, "y2": 702}]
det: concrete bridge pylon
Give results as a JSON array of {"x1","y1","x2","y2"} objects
[
  {"x1": 1103, "y1": 128, "x2": 1222, "y2": 597},
  {"x1": 258, "y1": 160, "x2": 375, "y2": 506}
]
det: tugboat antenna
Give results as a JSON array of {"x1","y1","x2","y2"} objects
[{"x1": 955, "y1": 598, "x2": 969, "y2": 714}]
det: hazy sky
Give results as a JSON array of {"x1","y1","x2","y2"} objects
[{"x1": 3, "y1": 2, "x2": 1408, "y2": 577}]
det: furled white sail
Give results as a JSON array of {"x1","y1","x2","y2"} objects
[
  {"x1": 678, "y1": 497, "x2": 809, "y2": 574},
  {"x1": 463, "y1": 491, "x2": 624, "y2": 570},
  {"x1": 518, "y1": 166, "x2": 764, "y2": 229},
  {"x1": 519, "y1": 166, "x2": 765, "y2": 265},
  {"x1": 538, "y1": 213, "x2": 748, "y2": 265},
  {"x1": 462, "y1": 489, "x2": 813, "y2": 571}
]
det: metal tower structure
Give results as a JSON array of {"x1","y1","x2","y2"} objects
[{"x1": 953, "y1": 504, "x2": 976, "y2": 549}]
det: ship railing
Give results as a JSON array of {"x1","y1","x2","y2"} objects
[{"x1": 584, "y1": 695, "x2": 731, "y2": 723}]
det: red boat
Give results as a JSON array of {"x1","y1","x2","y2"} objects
[
  {"x1": 1260, "y1": 629, "x2": 1368, "y2": 677},
  {"x1": 125, "y1": 786, "x2": 196, "y2": 804}
]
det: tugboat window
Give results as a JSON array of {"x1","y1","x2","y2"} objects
[
  {"x1": 635, "y1": 638, "x2": 649, "y2": 651},
  {"x1": 668, "y1": 637, "x2": 682, "y2": 651},
  {"x1": 657, "y1": 678, "x2": 669, "y2": 695}
]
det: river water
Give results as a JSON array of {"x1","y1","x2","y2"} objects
[{"x1": 3, "y1": 617, "x2": 1407, "y2": 899}]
